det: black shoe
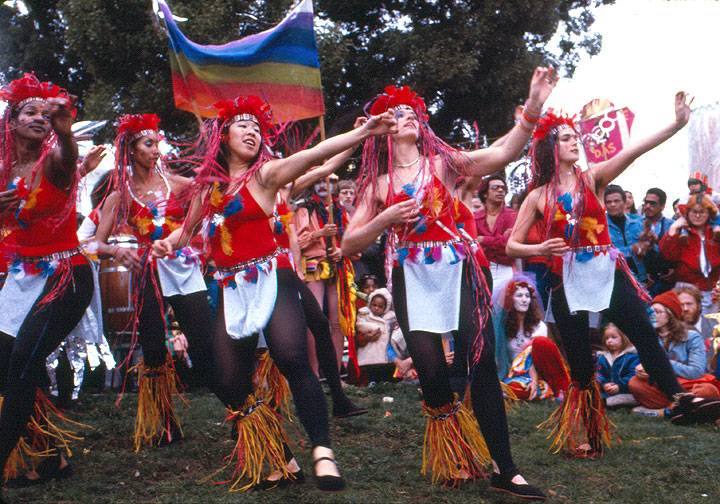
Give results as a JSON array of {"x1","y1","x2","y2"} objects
[
  {"x1": 332, "y1": 399, "x2": 368, "y2": 419},
  {"x1": 313, "y1": 456, "x2": 346, "y2": 492},
  {"x1": 489, "y1": 472, "x2": 546, "y2": 501},
  {"x1": 670, "y1": 395, "x2": 720, "y2": 425},
  {"x1": 253, "y1": 469, "x2": 305, "y2": 491}
]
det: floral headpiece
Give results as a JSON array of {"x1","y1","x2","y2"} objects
[
  {"x1": 214, "y1": 95, "x2": 274, "y2": 138},
  {"x1": 368, "y1": 85, "x2": 428, "y2": 121},
  {"x1": 532, "y1": 109, "x2": 577, "y2": 142},
  {"x1": 0, "y1": 73, "x2": 74, "y2": 113},
  {"x1": 117, "y1": 114, "x2": 161, "y2": 142}
]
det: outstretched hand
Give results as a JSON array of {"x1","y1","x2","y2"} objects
[
  {"x1": 675, "y1": 91, "x2": 693, "y2": 128},
  {"x1": 527, "y1": 66, "x2": 558, "y2": 109},
  {"x1": 80, "y1": 145, "x2": 107, "y2": 176},
  {"x1": 363, "y1": 109, "x2": 398, "y2": 137},
  {"x1": 47, "y1": 97, "x2": 74, "y2": 138}
]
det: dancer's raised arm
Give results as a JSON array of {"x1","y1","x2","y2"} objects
[{"x1": 590, "y1": 92, "x2": 692, "y2": 192}]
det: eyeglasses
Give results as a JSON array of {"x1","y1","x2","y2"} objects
[
  {"x1": 642, "y1": 200, "x2": 659, "y2": 207},
  {"x1": 489, "y1": 185, "x2": 507, "y2": 192},
  {"x1": 689, "y1": 209, "x2": 709, "y2": 216}
]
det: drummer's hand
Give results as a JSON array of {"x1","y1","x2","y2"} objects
[
  {"x1": 114, "y1": 247, "x2": 143, "y2": 272},
  {"x1": 152, "y1": 238, "x2": 174, "y2": 258}
]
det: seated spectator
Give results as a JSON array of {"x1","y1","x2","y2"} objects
[
  {"x1": 675, "y1": 284, "x2": 703, "y2": 334},
  {"x1": 388, "y1": 328, "x2": 417, "y2": 383},
  {"x1": 629, "y1": 291, "x2": 720, "y2": 416},
  {"x1": 475, "y1": 174, "x2": 517, "y2": 290},
  {"x1": 641, "y1": 188, "x2": 675, "y2": 295},
  {"x1": 596, "y1": 323, "x2": 639, "y2": 408},
  {"x1": 660, "y1": 194, "x2": 720, "y2": 339},
  {"x1": 604, "y1": 184, "x2": 647, "y2": 282},
  {"x1": 493, "y1": 274, "x2": 569, "y2": 400},
  {"x1": 356, "y1": 288, "x2": 396, "y2": 383}
]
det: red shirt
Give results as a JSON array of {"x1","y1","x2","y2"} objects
[{"x1": 474, "y1": 205, "x2": 517, "y2": 266}]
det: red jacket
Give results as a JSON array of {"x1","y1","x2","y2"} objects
[{"x1": 659, "y1": 226, "x2": 720, "y2": 291}]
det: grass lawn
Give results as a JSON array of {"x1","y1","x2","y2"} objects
[{"x1": 5, "y1": 382, "x2": 720, "y2": 503}]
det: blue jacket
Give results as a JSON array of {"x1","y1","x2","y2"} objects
[
  {"x1": 596, "y1": 347, "x2": 640, "y2": 394},
  {"x1": 663, "y1": 329, "x2": 707, "y2": 379},
  {"x1": 606, "y1": 212, "x2": 646, "y2": 281}
]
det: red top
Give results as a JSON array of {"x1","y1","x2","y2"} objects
[
  {"x1": 474, "y1": 205, "x2": 517, "y2": 266},
  {"x1": 659, "y1": 226, "x2": 720, "y2": 291},
  {"x1": 547, "y1": 183, "x2": 612, "y2": 274},
  {"x1": 5, "y1": 175, "x2": 80, "y2": 258},
  {"x1": 127, "y1": 187, "x2": 184, "y2": 246},
  {"x1": 207, "y1": 183, "x2": 290, "y2": 269},
  {"x1": 386, "y1": 174, "x2": 459, "y2": 243},
  {"x1": 453, "y1": 198, "x2": 489, "y2": 268}
]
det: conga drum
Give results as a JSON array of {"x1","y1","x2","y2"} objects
[{"x1": 99, "y1": 235, "x2": 138, "y2": 336}]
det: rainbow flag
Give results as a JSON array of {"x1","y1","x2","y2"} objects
[{"x1": 158, "y1": 0, "x2": 324, "y2": 122}]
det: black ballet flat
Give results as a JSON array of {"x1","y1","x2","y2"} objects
[
  {"x1": 489, "y1": 472, "x2": 546, "y2": 501},
  {"x1": 332, "y1": 400, "x2": 368, "y2": 418},
  {"x1": 253, "y1": 469, "x2": 305, "y2": 491},
  {"x1": 313, "y1": 456, "x2": 346, "y2": 492}
]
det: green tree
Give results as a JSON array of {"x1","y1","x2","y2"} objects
[{"x1": 0, "y1": 0, "x2": 613, "y2": 141}]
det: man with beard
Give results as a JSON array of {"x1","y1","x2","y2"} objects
[{"x1": 675, "y1": 284, "x2": 703, "y2": 334}]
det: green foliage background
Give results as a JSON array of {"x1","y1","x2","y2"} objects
[{"x1": 0, "y1": 0, "x2": 613, "y2": 141}]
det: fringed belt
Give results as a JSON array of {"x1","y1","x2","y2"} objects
[
  {"x1": 216, "y1": 248, "x2": 284, "y2": 274},
  {"x1": 570, "y1": 244, "x2": 614, "y2": 254},
  {"x1": 15, "y1": 246, "x2": 84, "y2": 263},
  {"x1": 397, "y1": 239, "x2": 462, "y2": 249}
]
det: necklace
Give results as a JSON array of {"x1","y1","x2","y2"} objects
[{"x1": 393, "y1": 157, "x2": 419, "y2": 168}]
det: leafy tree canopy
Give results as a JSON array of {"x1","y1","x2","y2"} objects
[{"x1": 0, "y1": 0, "x2": 613, "y2": 142}]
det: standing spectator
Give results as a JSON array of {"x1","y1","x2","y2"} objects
[
  {"x1": 660, "y1": 194, "x2": 720, "y2": 339},
  {"x1": 604, "y1": 185, "x2": 646, "y2": 282},
  {"x1": 338, "y1": 179, "x2": 357, "y2": 217},
  {"x1": 629, "y1": 291, "x2": 720, "y2": 418},
  {"x1": 624, "y1": 190, "x2": 638, "y2": 214},
  {"x1": 641, "y1": 188, "x2": 675, "y2": 295},
  {"x1": 475, "y1": 174, "x2": 517, "y2": 289},
  {"x1": 672, "y1": 198, "x2": 682, "y2": 220}
]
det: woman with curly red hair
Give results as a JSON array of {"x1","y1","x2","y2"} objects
[
  {"x1": 342, "y1": 68, "x2": 555, "y2": 499},
  {"x1": 493, "y1": 274, "x2": 569, "y2": 401},
  {"x1": 153, "y1": 95, "x2": 394, "y2": 491},
  {"x1": 0, "y1": 73, "x2": 91, "y2": 492},
  {"x1": 507, "y1": 92, "x2": 720, "y2": 458},
  {"x1": 94, "y1": 113, "x2": 218, "y2": 451}
]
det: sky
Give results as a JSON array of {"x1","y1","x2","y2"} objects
[{"x1": 545, "y1": 0, "x2": 720, "y2": 213}]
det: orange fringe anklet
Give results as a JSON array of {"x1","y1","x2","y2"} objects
[
  {"x1": 133, "y1": 358, "x2": 185, "y2": 452},
  {"x1": 421, "y1": 397, "x2": 490, "y2": 485},
  {"x1": 538, "y1": 380, "x2": 616, "y2": 457},
  {"x1": 209, "y1": 395, "x2": 290, "y2": 492},
  {"x1": 253, "y1": 350, "x2": 292, "y2": 420}
]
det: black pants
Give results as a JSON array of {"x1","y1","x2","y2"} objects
[
  {"x1": 550, "y1": 269, "x2": 683, "y2": 396},
  {"x1": 0, "y1": 264, "x2": 93, "y2": 473},
  {"x1": 212, "y1": 269, "x2": 331, "y2": 447},
  {"x1": 392, "y1": 264, "x2": 517, "y2": 475},
  {"x1": 135, "y1": 268, "x2": 218, "y2": 397}
]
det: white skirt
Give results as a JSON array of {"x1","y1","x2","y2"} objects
[
  {"x1": 219, "y1": 257, "x2": 278, "y2": 340},
  {"x1": 402, "y1": 246, "x2": 463, "y2": 333},
  {"x1": 562, "y1": 252, "x2": 616, "y2": 313},
  {"x1": 156, "y1": 248, "x2": 206, "y2": 297}
]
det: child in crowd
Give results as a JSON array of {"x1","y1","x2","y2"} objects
[
  {"x1": 356, "y1": 288, "x2": 396, "y2": 383},
  {"x1": 355, "y1": 274, "x2": 380, "y2": 309},
  {"x1": 596, "y1": 323, "x2": 639, "y2": 408}
]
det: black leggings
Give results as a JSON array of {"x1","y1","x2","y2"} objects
[
  {"x1": 296, "y1": 279, "x2": 347, "y2": 406},
  {"x1": 550, "y1": 269, "x2": 683, "y2": 397},
  {"x1": 0, "y1": 264, "x2": 93, "y2": 473},
  {"x1": 392, "y1": 264, "x2": 517, "y2": 475},
  {"x1": 212, "y1": 268, "x2": 331, "y2": 447},
  {"x1": 135, "y1": 268, "x2": 218, "y2": 394}
]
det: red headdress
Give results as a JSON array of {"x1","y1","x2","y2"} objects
[
  {"x1": 0, "y1": 72, "x2": 74, "y2": 112},
  {"x1": 214, "y1": 95, "x2": 274, "y2": 139},
  {"x1": 531, "y1": 109, "x2": 577, "y2": 143},
  {"x1": 117, "y1": 114, "x2": 161, "y2": 142},
  {"x1": 368, "y1": 85, "x2": 428, "y2": 121}
]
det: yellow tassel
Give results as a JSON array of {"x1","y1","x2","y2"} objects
[
  {"x1": 220, "y1": 225, "x2": 233, "y2": 257},
  {"x1": 421, "y1": 397, "x2": 490, "y2": 485},
  {"x1": 538, "y1": 381, "x2": 616, "y2": 456},
  {"x1": 133, "y1": 358, "x2": 186, "y2": 452},
  {"x1": 253, "y1": 350, "x2": 293, "y2": 421},
  {"x1": 210, "y1": 183, "x2": 223, "y2": 208},
  {"x1": 500, "y1": 381, "x2": 520, "y2": 412},
  {"x1": 206, "y1": 395, "x2": 290, "y2": 492}
]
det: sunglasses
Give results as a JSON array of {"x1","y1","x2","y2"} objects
[{"x1": 642, "y1": 200, "x2": 659, "y2": 206}]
